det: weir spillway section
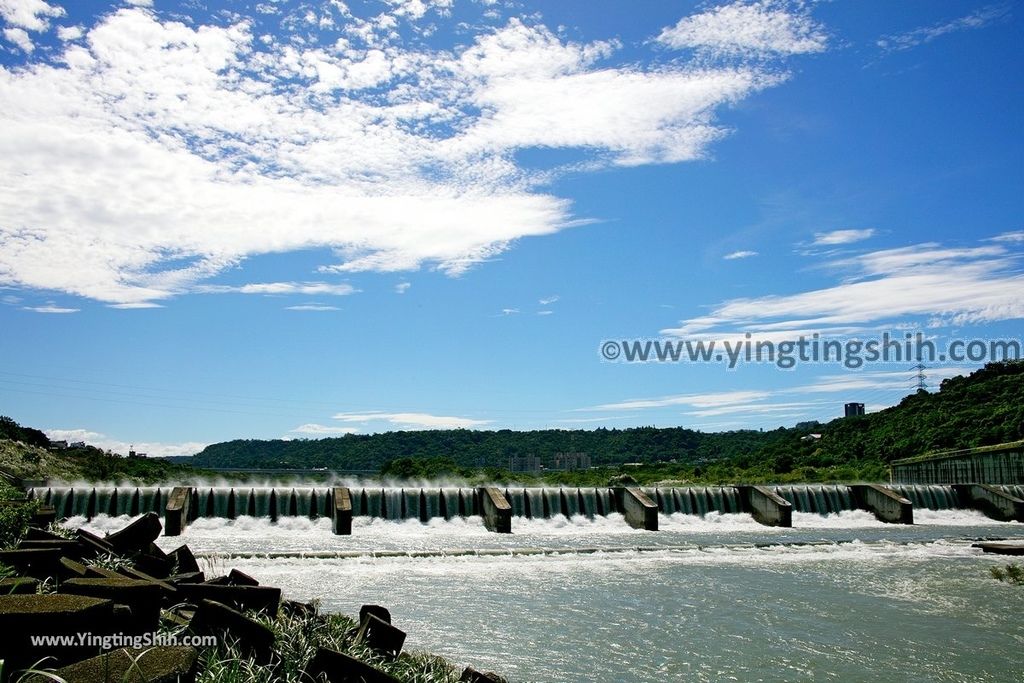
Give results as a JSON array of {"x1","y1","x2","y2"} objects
[{"x1": 25, "y1": 483, "x2": 1024, "y2": 537}]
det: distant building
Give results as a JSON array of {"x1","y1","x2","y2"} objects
[
  {"x1": 48, "y1": 439, "x2": 68, "y2": 450},
  {"x1": 69, "y1": 441, "x2": 87, "y2": 448},
  {"x1": 552, "y1": 452, "x2": 591, "y2": 471},
  {"x1": 509, "y1": 454, "x2": 542, "y2": 473},
  {"x1": 844, "y1": 402, "x2": 865, "y2": 418},
  {"x1": 800, "y1": 433, "x2": 823, "y2": 442}
]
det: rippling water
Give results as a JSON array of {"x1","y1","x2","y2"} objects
[{"x1": 67, "y1": 511, "x2": 1024, "y2": 682}]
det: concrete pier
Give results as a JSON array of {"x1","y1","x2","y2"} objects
[
  {"x1": 478, "y1": 487, "x2": 512, "y2": 533},
  {"x1": 332, "y1": 487, "x2": 352, "y2": 535},
  {"x1": 953, "y1": 484, "x2": 1024, "y2": 522},
  {"x1": 737, "y1": 486, "x2": 792, "y2": 527},
  {"x1": 163, "y1": 487, "x2": 192, "y2": 537},
  {"x1": 851, "y1": 484, "x2": 913, "y2": 524},
  {"x1": 614, "y1": 487, "x2": 658, "y2": 531}
]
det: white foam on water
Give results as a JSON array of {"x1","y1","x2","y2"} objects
[
  {"x1": 913, "y1": 509, "x2": 1021, "y2": 526},
  {"x1": 659, "y1": 511, "x2": 763, "y2": 531},
  {"x1": 791, "y1": 510, "x2": 887, "y2": 528},
  {"x1": 510, "y1": 513, "x2": 640, "y2": 535},
  {"x1": 62, "y1": 513, "x2": 139, "y2": 535}
]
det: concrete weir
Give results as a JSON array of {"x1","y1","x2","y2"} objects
[
  {"x1": 737, "y1": 486, "x2": 792, "y2": 527},
  {"x1": 851, "y1": 484, "x2": 913, "y2": 524},
  {"x1": 953, "y1": 484, "x2": 1024, "y2": 522},
  {"x1": 614, "y1": 487, "x2": 658, "y2": 531},
  {"x1": 478, "y1": 487, "x2": 511, "y2": 533}
]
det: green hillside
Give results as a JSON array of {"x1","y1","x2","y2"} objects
[
  {"x1": 189, "y1": 361, "x2": 1024, "y2": 481},
  {"x1": 4, "y1": 361, "x2": 1021, "y2": 485}
]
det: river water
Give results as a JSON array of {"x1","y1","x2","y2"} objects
[{"x1": 67, "y1": 510, "x2": 1024, "y2": 682}]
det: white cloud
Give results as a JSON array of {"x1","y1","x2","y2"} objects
[
  {"x1": 56, "y1": 24, "x2": 82, "y2": 41},
  {"x1": 44, "y1": 428, "x2": 206, "y2": 458},
  {"x1": 724, "y1": 250, "x2": 758, "y2": 260},
  {"x1": 591, "y1": 389, "x2": 770, "y2": 411},
  {"x1": 812, "y1": 228, "x2": 874, "y2": 246},
  {"x1": 198, "y1": 282, "x2": 357, "y2": 297},
  {"x1": 3, "y1": 26, "x2": 32, "y2": 51},
  {"x1": 657, "y1": 0, "x2": 827, "y2": 57},
  {"x1": 0, "y1": 0, "x2": 64, "y2": 32},
  {"x1": 500, "y1": 308, "x2": 519, "y2": 315},
  {"x1": 0, "y1": 8, "x2": 798, "y2": 307},
  {"x1": 285, "y1": 303, "x2": 340, "y2": 311},
  {"x1": 108, "y1": 302, "x2": 163, "y2": 309},
  {"x1": 539, "y1": 295, "x2": 559, "y2": 305},
  {"x1": 537, "y1": 310, "x2": 553, "y2": 316},
  {"x1": 990, "y1": 230, "x2": 1024, "y2": 243},
  {"x1": 395, "y1": 282, "x2": 411, "y2": 294},
  {"x1": 289, "y1": 423, "x2": 357, "y2": 435},
  {"x1": 663, "y1": 240, "x2": 1024, "y2": 338},
  {"x1": 124, "y1": 0, "x2": 153, "y2": 7},
  {"x1": 877, "y1": 5, "x2": 1009, "y2": 52},
  {"x1": 685, "y1": 400, "x2": 827, "y2": 418},
  {"x1": 332, "y1": 411, "x2": 491, "y2": 429},
  {"x1": 22, "y1": 303, "x2": 78, "y2": 313}
]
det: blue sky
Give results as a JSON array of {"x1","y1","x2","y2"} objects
[{"x1": 0, "y1": 0, "x2": 1021, "y2": 456}]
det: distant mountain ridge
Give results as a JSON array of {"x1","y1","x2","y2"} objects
[{"x1": 187, "y1": 361, "x2": 1024, "y2": 474}]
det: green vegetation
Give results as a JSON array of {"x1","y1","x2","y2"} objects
[
  {"x1": 188, "y1": 606, "x2": 459, "y2": 683},
  {"x1": 190, "y1": 361, "x2": 1024, "y2": 484},
  {"x1": 0, "y1": 424, "x2": 207, "y2": 484},
  {"x1": 0, "y1": 476, "x2": 38, "y2": 549},
  {"x1": 990, "y1": 563, "x2": 1024, "y2": 586},
  {"x1": 4, "y1": 361, "x2": 1023, "y2": 485},
  {"x1": 194, "y1": 427, "x2": 776, "y2": 471}
]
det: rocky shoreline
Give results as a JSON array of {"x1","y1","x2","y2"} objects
[{"x1": 0, "y1": 510, "x2": 506, "y2": 683}]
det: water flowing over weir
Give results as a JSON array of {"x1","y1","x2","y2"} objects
[
  {"x1": 30, "y1": 486, "x2": 169, "y2": 519},
  {"x1": 27, "y1": 483, "x2": 1023, "y2": 529}
]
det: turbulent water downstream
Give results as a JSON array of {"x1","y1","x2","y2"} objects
[{"x1": 61, "y1": 504, "x2": 1024, "y2": 682}]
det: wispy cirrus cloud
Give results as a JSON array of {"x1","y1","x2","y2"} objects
[
  {"x1": 724, "y1": 250, "x2": 758, "y2": 260},
  {"x1": 662, "y1": 238, "x2": 1024, "y2": 339},
  {"x1": 22, "y1": 303, "x2": 78, "y2": 313},
  {"x1": 197, "y1": 282, "x2": 357, "y2": 297},
  {"x1": 284, "y1": 303, "x2": 341, "y2": 312},
  {"x1": 877, "y1": 5, "x2": 1010, "y2": 53},
  {"x1": 0, "y1": 3, "x2": 817, "y2": 307},
  {"x1": 812, "y1": 228, "x2": 874, "y2": 246}
]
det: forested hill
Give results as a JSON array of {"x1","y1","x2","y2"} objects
[
  {"x1": 190, "y1": 361, "x2": 1024, "y2": 474},
  {"x1": 190, "y1": 427, "x2": 779, "y2": 471},
  {"x1": 741, "y1": 360, "x2": 1024, "y2": 476}
]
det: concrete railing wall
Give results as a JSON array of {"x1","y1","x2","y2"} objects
[
  {"x1": 891, "y1": 442, "x2": 1024, "y2": 484},
  {"x1": 478, "y1": 487, "x2": 511, "y2": 533},
  {"x1": 332, "y1": 487, "x2": 352, "y2": 535},
  {"x1": 851, "y1": 484, "x2": 913, "y2": 524},
  {"x1": 614, "y1": 487, "x2": 658, "y2": 531},
  {"x1": 737, "y1": 485, "x2": 792, "y2": 527},
  {"x1": 952, "y1": 484, "x2": 1024, "y2": 522},
  {"x1": 163, "y1": 486, "x2": 192, "y2": 536}
]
